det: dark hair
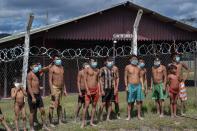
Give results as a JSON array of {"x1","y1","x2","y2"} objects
[
  {"x1": 82, "y1": 62, "x2": 89, "y2": 68},
  {"x1": 168, "y1": 64, "x2": 177, "y2": 74},
  {"x1": 105, "y1": 57, "x2": 113, "y2": 62},
  {"x1": 154, "y1": 56, "x2": 160, "y2": 61},
  {"x1": 171, "y1": 52, "x2": 182, "y2": 58},
  {"x1": 129, "y1": 54, "x2": 138, "y2": 60},
  {"x1": 53, "y1": 54, "x2": 61, "y2": 60},
  {"x1": 89, "y1": 58, "x2": 96, "y2": 63},
  {"x1": 138, "y1": 56, "x2": 144, "y2": 61},
  {"x1": 30, "y1": 61, "x2": 38, "y2": 67}
]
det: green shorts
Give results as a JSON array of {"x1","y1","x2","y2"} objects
[{"x1": 152, "y1": 83, "x2": 167, "y2": 100}]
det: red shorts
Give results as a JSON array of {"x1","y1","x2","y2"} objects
[
  {"x1": 169, "y1": 87, "x2": 179, "y2": 100},
  {"x1": 85, "y1": 87, "x2": 99, "y2": 104}
]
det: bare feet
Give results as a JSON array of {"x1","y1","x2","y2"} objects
[
  {"x1": 81, "y1": 123, "x2": 86, "y2": 128},
  {"x1": 125, "y1": 117, "x2": 130, "y2": 121},
  {"x1": 174, "y1": 114, "x2": 178, "y2": 118},
  {"x1": 90, "y1": 123, "x2": 97, "y2": 127},
  {"x1": 171, "y1": 115, "x2": 174, "y2": 118},
  {"x1": 159, "y1": 114, "x2": 164, "y2": 118},
  {"x1": 106, "y1": 118, "x2": 112, "y2": 122},
  {"x1": 50, "y1": 123, "x2": 56, "y2": 128},
  {"x1": 138, "y1": 117, "x2": 144, "y2": 120},
  {"x1": 117, "y1": 115, "x2": 121, "y2": 119},
  {"x1": 81, "y1": 124, "x2": 85, "y2": 128},
  {"x1": 42, "y1": 125, "x2": 51, "y2": 131},
  {"x1": 30, "y1": 128, "x2": 35, "y2": 131}
]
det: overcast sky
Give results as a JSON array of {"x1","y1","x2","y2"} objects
[{"x1": 0, "y1": 0, "x2": 197, "y2": 34}]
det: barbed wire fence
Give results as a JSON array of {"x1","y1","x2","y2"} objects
[{"x1": 0, "y1": 41, "x2": 196, "y2": 98}]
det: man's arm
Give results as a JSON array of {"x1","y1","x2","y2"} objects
[
  {"x1": 27, "y1": 73, "x2": 35, "y2": 101},
  {"x1": 97, "y1": 69, "x2": 101, "y2": 96},
  {"x1": 77, "y1": 71, "x2": 82, "y2": 95},
  {"x1": 99, "y1": 68, "x2": 104, "y2": 95},
  {"x1": 63, "y1": 68, "x2": 67, "y2": 95},
  {"x1": 182, "y1": 63, "x2": 190, "y2": 81},
  {"x1": 150, "y1": 68, "x2": 154, "y2": 90},
  {"x1": 22, "y1": 88, "x2": 27, "y2": 96},
  {"x1": 49, "y1": 67, "x2": 53, "y2": 94},
  {"x1": 163, "y1": 65, "x2": 167, "y2": 91},
  {"x1": 41, "y1": 63, "x2": 53, "y2": 72},
  {"x1": 144, "y1": 69, "x2": 148, "y2": 93},
  {"x1": 140, "y1": 70, "x2": 144, "y2": 91},
  {"x1": 84, "y1": 69, "x2": 90, "y2": 95},
  {"x1": 115, "y1": 67, "x2": 120, "y2": 94},
  {"x1": 124, "y1": 66, "x2": 128, "y2": 91},
  {"x1": 11, "y1": 88, "x2": 17, "y2": 99}
]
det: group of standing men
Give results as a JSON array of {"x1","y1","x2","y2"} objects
[
  {"x1": 76, "y1": 53, "x2": 189, "y2": 128},
  {"x1": 0, "y1": 53, "x2": 189, "y2": 130}
]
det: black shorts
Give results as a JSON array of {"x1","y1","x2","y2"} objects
[
  {"x1": 28, "y1": 93, "x2": 44, "y2": 111},
  {"x1": 78, "y1": 90, "x2": 86, "y2": 104},
  {"x1": 102, "y1": 88, "x2": 114, "y2": 102}
]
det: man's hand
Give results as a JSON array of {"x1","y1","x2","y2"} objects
[
  {"x1": 64, "y1": 91, "x2": 67, "y2": 96},
  {"x1": 87, "y1": 90, "x2": 91, "y2": 96},
  {"x1": 79, "y1": 92, "x2": 82, "y2": 97},
  {"x1": 125, "y1": 86, "x2": 128, "y2": 92},
  {"x1": 32, "y1": 97, "x2": 36, "y2": 104},
  {"x1": 102, "y1": 91, "x2": 105, "y2": 96},
  {"x1": 0, "y1": 115, "x2": 4, "y2": 122}
]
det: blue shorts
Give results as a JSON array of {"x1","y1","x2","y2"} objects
[{"x1": 127, "y1": 83, "x2": 144, "y2": 103}]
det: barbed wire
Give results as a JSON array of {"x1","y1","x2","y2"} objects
[{"x1": 0, "y1": 41, "x2": 197, "y2": 62}]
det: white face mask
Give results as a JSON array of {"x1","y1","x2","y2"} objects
[
  {"x1": 154, "y1": 61, "x2": 161, "y2": 67},
  {"x1": 84, "y1": 64, "x2": 90, "y2": 69}
]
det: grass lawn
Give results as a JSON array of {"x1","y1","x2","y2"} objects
[{"x1": 1, "y1": 88, "x2": 197, "y2": 131}]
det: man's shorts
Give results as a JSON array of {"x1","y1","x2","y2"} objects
[
  {"x1": 152, "y1": 83, "x2": 167, "y2": 100},
  {"x1": 78, "y1": 89, "x2": 86, "y2": 104},
  {"x1": 85, "y1": 87, "x2": 99, "y2": 104},
  {"x1": 51, "y1": 85, "x2": 63, "y2": 102},
  {"x1": 28, "y1": 93, "x2": 44, "y2": 111},
  {"x1": 102, "y1": 88, "x2": 114, "y2": 102},
  {"x1": 127, "y1": 83, "x2": 144, "y2": 103}
]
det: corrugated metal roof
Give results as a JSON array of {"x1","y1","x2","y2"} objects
[{"x1": 0, "y1": 1, "x2": 197, "y2": 43}]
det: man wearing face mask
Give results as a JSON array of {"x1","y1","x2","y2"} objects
[
  {"x1": 49, "y1": 55, "x2": 67, "y2": 125},
  {"x1": 27, "y1": 62, "x2": 50, "y2": 131},
  {"x1": 98, "y1": 57, "x2": 119, "y2": 121},
  {"x1": 151, "y1": 57, "x2": 167, "y2": 118},
  {"x1": 33, "y1": 62, "x2": 52, "y2": 125},
  {"x1": 138, "y1": 57, "x2": 148, "y2": 97},
  {"x1": 171, "y1": 53, "x2": 189, "y2": 116},
  {"x1": 75, "y1": 62, "x2": 90, "y2": 122},
  {"x1": 81, "y1": 59, "x2": 100, "y2": 128},
  {"x1": 125, "y1": 55, "x2": 144, "y2": 120}
]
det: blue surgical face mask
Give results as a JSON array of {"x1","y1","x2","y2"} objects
[
  {"x1": 106, "y1": 61, "x2": 113, "y2": 68},
  {"x1": 32, "y1": 66, "x2": 39, "y2": 73},
  {"x1": 55, "y1": 59, "x2": 62, "y2": 65},
  {"x1": 139, "y1": 62, "x2": 145, "y2": 68},
  {"x1": 175, "y1": 56, "x2": 180, "y2": 62},
  {"x1": 37, "y1": 64, "x2": 42, "y2": 71},
  {"x1": 130, "y1": 59, "x2": 138, "y2": 65},
  {"x1": 91, "y1": 62, "x2": 97, "y2": 68}
]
